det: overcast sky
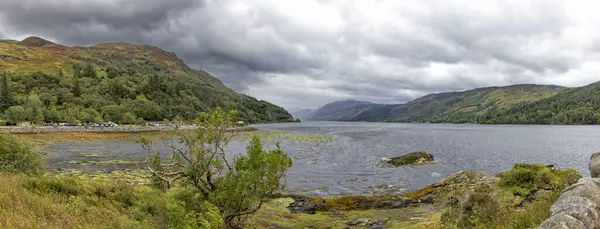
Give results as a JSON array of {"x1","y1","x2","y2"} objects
[{"x1": 2, "y1": 0, "x2": 600, "y2": 111}]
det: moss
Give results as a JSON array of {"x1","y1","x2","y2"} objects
[
  {"x1": 389, "y1": 152, "x2": 434, "y2": 166},
  {"x1": 313, "y1": 196, "x2": 378, "y2": 211}
]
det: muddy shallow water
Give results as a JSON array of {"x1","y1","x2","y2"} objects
[{"x1": 39, "y1": 121, "x2": 600, "y2": 196}]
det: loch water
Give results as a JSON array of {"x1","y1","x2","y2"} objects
[{"x1": 44, "y1": 121, "x2": 600, "y2": 196}]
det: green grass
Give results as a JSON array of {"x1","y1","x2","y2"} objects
[
  {"x1": 0, "y1": 172, "x2": 168, "y2": 229},
  {"x1": 0, "y1": 162, "x2": 578, "y2": 229}
]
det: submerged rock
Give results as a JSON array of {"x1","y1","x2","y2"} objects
[{"x1": 387, "y1": 152, "x2": 434, "y2": 167}]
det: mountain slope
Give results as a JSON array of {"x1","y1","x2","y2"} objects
[
  {"x1": 311, "y1": 100, "x2": 378, "y2": 121},
  {"x1": 388, "y1": 84, "x2": 565, "y2": 123},
  {"x1": 478, "y1": 81, "x2": 600, "y2": 124},
  {"x1": 314, "y1": 84, "x2": 565, "y2": 123},
  {"x1": 291, "y1": 109, "x2": 315, "y2": 121},
  {"x1": 0, "y1": 37, "x2": 293, "y2": 124}
]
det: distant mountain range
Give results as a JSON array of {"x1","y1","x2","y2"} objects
[
  {"x1": 290, "y1": 109, "x2": 315, "y2": 121},
  {"x1": 305, "y1": 83, "x2": 599, "y2": 124}
]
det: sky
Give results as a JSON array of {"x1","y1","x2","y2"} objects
[{"x1": 1, "y1": 0, "x2": 600, "y2": 111}]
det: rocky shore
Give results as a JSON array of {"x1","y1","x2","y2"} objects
[
  {"x1": 257, "y1": 162, "x2": 582, "y2": 228},
  {"x1": 537, "y1": 152, "x2": 600, "y2": 229}
]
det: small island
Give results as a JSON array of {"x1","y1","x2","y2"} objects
[{"x1": 385, "y1": 152, "x2": 434, "y2": 167}]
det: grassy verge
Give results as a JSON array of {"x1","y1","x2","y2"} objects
[{"x1": 0, "y1": 172, "x2": 168, "y2": 229}]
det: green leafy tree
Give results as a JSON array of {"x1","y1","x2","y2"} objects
[
  {"x1": 0, "y1": 64, "x2": 294, "y2": 124},
  {"x1": 72, "y1": 79, "x2": 82, "y2": 97},
  {"x1": 4, "y1": 106, "x2": 27, "y2": 124},
  {"x1": 0, "y1": 72, "x2": 12, "y2": 110},
  {"x1": 0, "y1": 133, "x2": 43, "y2": 175},
  {"x1": 27, "y1": 107, "x2": 44, "y2": 124},
  {"x1": 72, "y1": 64, "x2": 81, "y2": 78},
  {"x1": 122, "y1": 112, "x2": 137, "y2": 124},
  {"x1": 102, "y1": 105, "x2": 124, "y2": 123},
  {"x1": 44, "y1": 108, "x2": 61, "y2": 123},
  {"x1": 80, "y1": 108, "x2": 102, "y2": 123},
  {"x1": 83, "y1": 63, "x2": 97, "y2": 78},
  {"x1": 138, "y1": 108, "x2": 292, "y2": 228}
]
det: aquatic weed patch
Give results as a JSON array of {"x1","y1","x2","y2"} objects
[
  {"x1": 51, "y1": 169, "x2": 151, "y2": 185},
  {"x1": 236, "y1": 130, "x2": 334, "y2": 144},
  {"x1": 65, "y1": 159, "x2": 142, "y2": 166}
]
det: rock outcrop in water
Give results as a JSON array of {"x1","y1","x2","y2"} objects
[
  {"x1": 387, "y1": 152, "x2": 434, "y2": 167},
  {"x1": 537, "y1": 153, "x2": 600, "y2": 229}
]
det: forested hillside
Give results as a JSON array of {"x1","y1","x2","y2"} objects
[
  {"x1": 0, "y1": 37, "x2": 294, "y2": 124},
  {"x1": 313, "y1": 84, "x2": 565, "y2": 123},
  {"x1": 478, "y1": 82, "x2": 600, "y2": 124},
  {"x1": 392, "y1": 84, "x2": 565, "y2": 123}
]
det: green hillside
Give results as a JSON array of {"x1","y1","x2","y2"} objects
[
  {"x1": 393, "y1": 84, "x2": 565, "y2": 123},
  {"x1": 0, "y1": 37, "x2": 294, "y2": 124},
  {"x1": 478, "y1": 81, "x2": 600, "y2": 124},
  {"x1": 314, "y1": 84, "x2": 565, "y2": 123}
]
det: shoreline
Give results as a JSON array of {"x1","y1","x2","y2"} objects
[
  {"x1": 1, "y1": 125, "x2": 186, "y2": 134},
  {"x1": 1, "y1": 125, "x2": 258, "y2": 134}
]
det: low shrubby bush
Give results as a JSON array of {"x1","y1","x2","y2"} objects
[
  {"x1": 441, "y1": 163, "x2": 581, "y2": 229},
  {"x1": 0, "y1": 133, "x2": 43, "y2": 175}
]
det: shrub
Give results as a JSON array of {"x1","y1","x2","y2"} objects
[
  {"x1": 166, "y1": 188, "x2": 223, "y2": 229},
  {"x1": 441, "y1": 184, "x2": 501, "y2": 229},
  {"x1": 0, "y1": 133, "x2": 43, "y2": 174},
  {"x1": 441, "y1": 164, "x2": 581, "y2": 229},
  {"x1": 122, "y1": 112, "x2": 137, "y2": 124},
  {"x1": 4, "y1": 106, "x2": 27, "y2": 124},
  {"x1": 140, "y1": 108, "x2": 292, "y2": 228},
  {"x1": 498, "y1": 163, "x2": 581, "y2": 196}
]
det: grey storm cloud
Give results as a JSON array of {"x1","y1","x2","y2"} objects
[{"x1": 1, "y1": 0, "x2": 599, "y2": 111}]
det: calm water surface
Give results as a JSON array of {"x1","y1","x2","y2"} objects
[{"x1": 44, "y1": 122, "x2": 600, "y2": 196}]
